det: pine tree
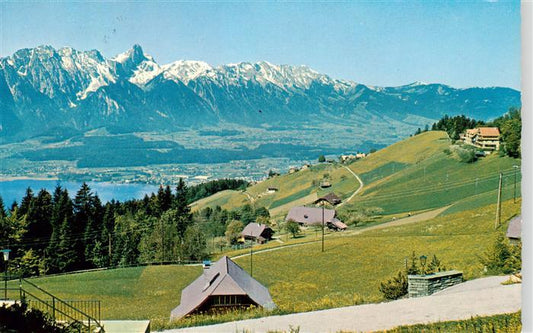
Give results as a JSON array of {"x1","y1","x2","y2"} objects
[{"x1": 0, "y1": 196, "x2": 6, "y2": 219}]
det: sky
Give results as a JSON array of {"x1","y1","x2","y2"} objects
[{"x1": 0, "y1": 1, "x2": 522, "y2": 89}]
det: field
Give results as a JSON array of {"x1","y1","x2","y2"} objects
[
  {"x1": 11, "y1": 130, "x2": 522, "y2": 330},
  {"x1": 190, "y1": 131, "x2": 521, "y2": 222},
  {"x1": 18, "y1": 198, "x2": 521, "y2": 328}
]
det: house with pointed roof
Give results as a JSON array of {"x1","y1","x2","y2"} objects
[
  {"x1": 241, "y1": 223, "x2": 274, "y2": 244},
  {"x1": 170, "y1": 256, "x2": 276, "y2": 320},
  {"x1": 285, "y1": 206, "x2": 347, "y2": 231}
]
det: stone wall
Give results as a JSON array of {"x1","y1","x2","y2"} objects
[{"x1": 408, "y1": 270, "x2": 463, "y2": 298}]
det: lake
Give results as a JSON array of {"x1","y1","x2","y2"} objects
[{"x1": 0, "y1": 179, "x2": 160, "y2": 206}]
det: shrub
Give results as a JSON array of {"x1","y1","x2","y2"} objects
[
  {"x1": 379, "y1": 270, "x2": 408, "y2": 300},
  {"x1": 480, "y1": 233, "x2": 521, "y2": 274},
  {"x1": 285, "y1": 219, "x2": 301, "y2": 238}
]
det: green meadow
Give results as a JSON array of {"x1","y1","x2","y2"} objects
[
  {"x1": 14, "y1": 130, "x2": 522, "y2": 329},
  {"x1": 20, "y1": 198, "x2": 520, "y2": 327}
]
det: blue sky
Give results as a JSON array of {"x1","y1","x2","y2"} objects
[{"x1": 0, "y1": 1, "x2": 521, "y2": 89}]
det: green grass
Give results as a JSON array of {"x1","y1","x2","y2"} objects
[
  {"x1": 270, "y1": 186, "x2": 314, "y2": 209},
  {"x1": 20, "y1": 265, "x2": 202, "y2": 322},
  {"x1": 370, "y1": 311, "x2": 521, "y2": 333},
  {"x1": 21, "y1": 198, "x2": 520, "y2": 328}
]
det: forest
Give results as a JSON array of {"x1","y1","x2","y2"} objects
[{"x1": 0, "y1": 178, "x2": 266, "y2": 277}]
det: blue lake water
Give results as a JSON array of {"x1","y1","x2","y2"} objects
[{"x1": 0, "y1": 179, "x2": 160, "y2": 206}]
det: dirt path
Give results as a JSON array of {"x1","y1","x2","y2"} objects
[
  {"x1": 231, "y1": 205, "x2": 449, "y2": 260},
  {"x1": 337, "y1": 166, "x2": 364, "y2": 207},
  {"x1": 160, "y1": 276, "x2": 520, "y2": 333},
  {"x1": 344, "y1": 205, "x2": 452, "y2": 236}
]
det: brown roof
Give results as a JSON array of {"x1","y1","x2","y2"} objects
[
  {"x1": 506, "y1": 215, "x2": 521, "y2": 239},
  {"x1": 241, "y1": 223, "x2": 273, "y2": 238},
  {"x1": 478, "y1": 127, "x2": 500, "y2": 137},
  {"x1": 170, "y1": 256, "x2": 276, "y2": 319},
  {"x1": 315, "y1": 192, "x2": 341, "y2": 205},
  {"x1": 285, "y1": 206, "x2": 337, "y2": 225},
  {"x1": 328, "y1": 218, "x2": 348, "y2": 230}
]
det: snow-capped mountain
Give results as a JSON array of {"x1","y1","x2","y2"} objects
[{"x1": 0, "y1": 44, "x2": 521, "y2": 142}]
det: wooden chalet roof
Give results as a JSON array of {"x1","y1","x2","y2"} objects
[
  {"x1": 506, "y1": 215, "x2": 521, "y2": 239},
  {"x1": 285, "y1": 206, "x2": 337, "y2": 225},
  {"x1": 315, "y1": 192, "x2": 341, "y2": 205},
  {"x1": 170, "y1": 256, "x2": 275, "y2": 319},
  {"x1": 241, "y1": 223, "x2": 273, "y2": 238}
]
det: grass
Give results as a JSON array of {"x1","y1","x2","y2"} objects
[
  {"x1": 20, "y1": 198, "x2": 520, "y2": 329},
  {"x1": 189, "y1": 189, "x2": 249, "y2": 212},
  {"x1": 369, "y1": 311, "x2": 521, "y2": 333},
  {"x1": 341, "y1": 132, "x2": 521, "y2": 214}
]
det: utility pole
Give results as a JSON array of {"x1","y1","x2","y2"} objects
[
  {"x1": 495, "y1": 172, "x2": 503, "y2": 229},
  {"x1": 513, "y1": 165, "x2": 519, "y2": 203},
  {"x1": 250, "y1": 232, "x2": 253, "y2": 277},
  {"x1": 321, "y1": 201, "x2": 325, "y2": 252}
]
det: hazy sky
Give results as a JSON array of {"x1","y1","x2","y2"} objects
[{"x1": 0, "y1": 1, "x2": 521, "y2": 89}]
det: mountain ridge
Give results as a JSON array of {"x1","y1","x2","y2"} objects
[{"x1": 0, "y1": 44, "x2": 521, "y2": 144}]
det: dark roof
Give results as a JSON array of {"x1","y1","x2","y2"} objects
[
  {"x1": 328, "y1": 218, "x2": 348, "y2": 230},
  {"x1": 506, "y1": 215, "x2": 521, "y2": 239},
  {"x1": 285, "y1": 206, "x2": 336, "y2": 225},
  {"x1": 170, "y1": 256, "x2": 275, "y2": 319},
  {"x1": 241, "y1": 223, "x2": 272, "y2": 238},
  {"x1": 315, "y1": 192, "x2": 341, "y2": 205}
]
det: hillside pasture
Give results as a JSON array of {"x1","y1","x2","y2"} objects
[{"x1": 21, "y1": 198, "x2": 520, "y2": 327}]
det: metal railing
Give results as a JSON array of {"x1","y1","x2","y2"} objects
[{"x1": 1, "y1": 278, "x2": 104, "y2": 332}]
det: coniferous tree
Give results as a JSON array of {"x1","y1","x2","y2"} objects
[
  {"x1": 19, "y1": 187, "x2": 34, "y2": 216},
  {"x1": 0, "y1": 196, "x2": 6, "y2": 219}
]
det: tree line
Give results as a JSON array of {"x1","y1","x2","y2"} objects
[
  {"x1": 427, "y1": 106, "x2": 521, "y2": 158},
  {"x1": 0, "y1": 178, "x2": 267, "y2": 277}
]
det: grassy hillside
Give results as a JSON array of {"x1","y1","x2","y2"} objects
[
  {"x1": 340, "y1": 131, "x2": 520, "y2": 215},
  {"x1": 190, "y1": 131, "x2": 521, "y2": 221},
  {"x1": 191, "y1": 162, "x2": 360, "y2": 218},
  {"x1": 18, "y1": 198, "x2": 520, "y2": 326}
]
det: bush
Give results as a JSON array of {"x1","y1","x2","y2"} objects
[
  {"x1": 480, "y1": 233, "x2": 521, "y2": 274},
  {"x1": 285, "y1": 219, "x2": 301, "y2": 238},
  {"x1": 379, "y1": 270, "x2": 408, "y2": 300},
  {"x1": 0, "y1": 303, "x2": 79, "y2": 333}
]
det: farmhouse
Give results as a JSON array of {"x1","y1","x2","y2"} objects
[
  {"x1": 314, "y1": 192, "x2": 342, "y2": 206},
  {"x1": 506, "y1": 215, "x2": 522, "y2": 245},
  {"x1": 170, "y1": 256, "x2": 276, "y2": 320},
  {"x1": 285, "y1": 206, "x2": 347, "y2": 230},
  {"x1": 267, "y1": 187, "x2": 278, "y2": 193},
  {"x1": 463, "y1": 127, "x2": 500, "y2": 151},
  {"x1": 241, "y1": 223, "x2": 274, "y2": 243}
]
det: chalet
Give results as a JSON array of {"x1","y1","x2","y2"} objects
[
  {"x1": 241, "y1": 223, "x2": 274, "y2": 243},
  {"x1": 301, "y1": 164, "x2": 311, "y2": 170},
  {"x1": 289, "y1": 167, "x2": 299, "y2": 174},
  {"x1": 463, "y1": 127, "x2": 500, "y2": 151},
  {"x1": 314, "y1": 192, "x2": 342, "y2": 206},
  {"x1": 267, "y1": 187, "x2": 278, "y2": 194},
  {"x1": 320, "y1": 181, "x2": 331, "y2": 188},
  {"x1": 170, "y1": 256, "x2": 276, "y2": 320},
  {"x1": 506, "y1": 215, "x2": 522, "y2": 245},
  {"x1": 285, "y1": 206, "x2": 347, "y2": 231}
]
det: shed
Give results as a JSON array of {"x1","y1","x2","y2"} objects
[
  {"x1": 506, "y1": 215, "x2": 522, "y2": 245},
  {"x1": 241, "y1": 223, "x2": 274, "y2": 243},
  {"x1": 315, "y1": 192, "x2": 342, "y2": 205},
  {"x1": 170, "y1": 256, "x2": 276, "y2": 320}
]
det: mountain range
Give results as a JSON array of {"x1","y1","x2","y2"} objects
[{"x1": 0, "y1": 44, "x2": 520, "y2": 145}]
